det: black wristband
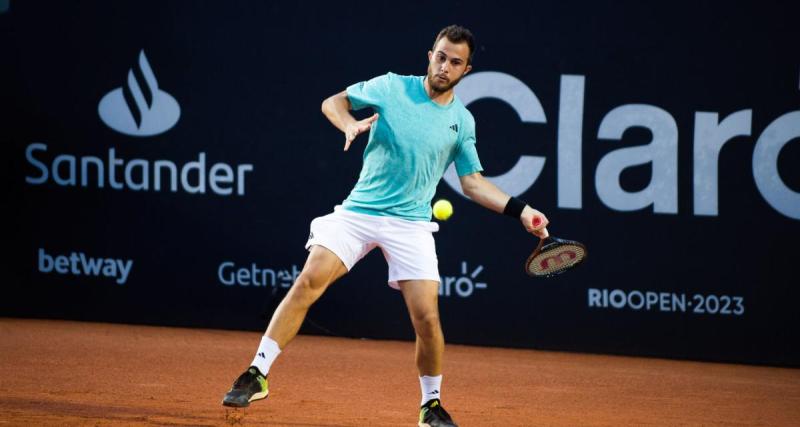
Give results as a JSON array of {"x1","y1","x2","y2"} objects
[{"x1": 503, "y1": 197, "x2": 527, "y2": 219}]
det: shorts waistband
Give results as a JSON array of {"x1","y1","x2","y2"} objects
[{"x1": 334, "y1": 205, "x2": 439, "y2": 232}]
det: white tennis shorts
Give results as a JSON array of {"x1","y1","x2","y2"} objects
[{"x1": 304, "y1": 206, "x2": 440, "y2": 289}]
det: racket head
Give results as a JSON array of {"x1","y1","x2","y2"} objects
[{"x1": 525, "y1": 236, "x2": 587, "y2": 277}]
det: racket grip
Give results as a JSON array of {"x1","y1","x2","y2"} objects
[{"x1": 532, "y1": 216, "x2": 549, "y2": 238}]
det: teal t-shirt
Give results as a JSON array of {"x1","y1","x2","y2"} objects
[{"x1": 343, "y1": 73, "x2": 483, "y2": 221}]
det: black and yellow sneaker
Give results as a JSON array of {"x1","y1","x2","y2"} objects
[
  {"x1": 419, "y1": 398, "x2": 458, "y2": 427},
  {"x1": 221, "y1": 366, "x2": 269, "y2": 407}
]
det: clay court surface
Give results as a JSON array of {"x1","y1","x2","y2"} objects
[{"x1": 1, "y1": 318, "x2": 798, "y2": 426}]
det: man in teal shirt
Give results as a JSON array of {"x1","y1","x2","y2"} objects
[
  {"x1": 342, "y1": 71, "x2": 483, "y2": 221},
  {"x1": 223, "y1": 25, "x2": 549, "y2": 426}
]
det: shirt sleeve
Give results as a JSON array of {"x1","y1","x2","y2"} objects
[
  {"x1": 454, "y1": 116, "x2": 484, "y2": 177},
  {"x1": 346, "y1": 73, "x2": 391, "y2": 111}
]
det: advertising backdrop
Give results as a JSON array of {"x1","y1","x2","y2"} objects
[{"x1": 3, "y1": 1, "x2": 799, "y2": 366}]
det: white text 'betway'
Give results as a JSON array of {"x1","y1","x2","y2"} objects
[{"x1": 38, "y1": 248, "x2": 133, "y2": 285}]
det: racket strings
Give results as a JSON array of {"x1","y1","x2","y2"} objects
[{"x1": 528, "y1": 244, "x2": 586, "y2": 276}]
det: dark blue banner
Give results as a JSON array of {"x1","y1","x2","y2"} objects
[{"x1": 3, "y1": 1, "x2": 799, "y2": 366}]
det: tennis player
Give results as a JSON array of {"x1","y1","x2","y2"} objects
[{"x1": 222, "y1": 25, "x2": 549, "y2": 426}]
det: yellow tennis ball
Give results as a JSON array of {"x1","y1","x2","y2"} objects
[{"x1": 433, "y1": 199, "x2": 453, "y2": 221}]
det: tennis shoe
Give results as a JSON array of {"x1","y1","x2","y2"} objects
[
  {"x1": 419, "y1": 398, "x2": 458, "y2": 427},
  {"x1": 221, "y1": 366, "x2": 269, "y2": 407}
]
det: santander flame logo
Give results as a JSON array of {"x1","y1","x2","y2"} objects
[{"x1": 98, "y1": 50, "x2": 180, "y2": 137}]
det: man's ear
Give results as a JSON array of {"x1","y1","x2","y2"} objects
[
  {"x1": 428, "y1": 50, "x2": 433, "y2": 61},
  {"x1": 464, "y1": 64, "x2": 473, "y2": 75}
]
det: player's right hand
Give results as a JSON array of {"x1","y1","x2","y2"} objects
[
  {"x1": 344, "y1": 113, "x2": 379, "y2": 151},
  {"x1": 521, "y1": 205, "x2": 549, "y2": 239}
]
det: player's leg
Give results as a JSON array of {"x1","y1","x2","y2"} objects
[
  {"x1": 399, "y1": 280, "x2": 458, "y2": 427},
  {"x1": 266, "y1": 244, "x2": 348, "y2": 347},
  {"x1": 379, "y1": 214, "x2": 457, "y2": 426},
  {"x1": 221, "y1": 245, "x2": 347, "y2": 408},
  {"x1": 399, "y1": 280, "x2": 444, "y2": 377}
]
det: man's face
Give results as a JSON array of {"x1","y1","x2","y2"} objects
[{"x1": 427, "y1": 37, "x2": 473, "y2": 93}]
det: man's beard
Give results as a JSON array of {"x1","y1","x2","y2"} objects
[{"x1": 427, "y1": 66, "x2": 462, "y2": 93}]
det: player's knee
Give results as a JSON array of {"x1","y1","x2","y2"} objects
[
  {"x1": 288, "y1": 273, "x2": 327, "y2": 304},
  {"x1": 412, "y1": 311, "x2": 442, "y2": 338}
]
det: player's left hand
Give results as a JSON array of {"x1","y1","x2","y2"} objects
[
  {"x1": 521, "y1": 205, "x2": 549, "y2": 238},
  {"x1": 344, "y1": 113, "x2": 379, "y2": 151}
]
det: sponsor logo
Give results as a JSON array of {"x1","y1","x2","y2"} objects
[
  {"x1": 218, "y1": 261, "x2": 300, "y2": 288},
  {"x1": 37, "y1": 248, "x2": 133, "y2": 285},
  {"x1": 98, "y1": 50, "x2": 180, "y2": 137},
  {"x1": 446, "y1": 71, "x2": 800, "y2": 220},
  {"x1": 449, "y1": 124, "x2": 459, "y2": 133},
  {"x1": 439, "y1": 261, "x2": 487, "y2": 298},
  {"x1": 25, "y1": 143, "x2": 253, "y2": 195},
  {"x1": 24, "y1": 49, "x2": 254, "y2": 196}
]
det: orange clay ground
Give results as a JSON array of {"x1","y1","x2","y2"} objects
[{"x1": 1, "y1": 318, "x2": 798, "y2": 426}]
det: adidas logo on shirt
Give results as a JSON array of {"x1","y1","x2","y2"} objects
[{"x1": 449, "y1": 124, "x2": 458, "y2": 133}]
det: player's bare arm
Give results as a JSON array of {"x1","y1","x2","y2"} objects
[
  {"x1": 459, "y1": 172, "x2": 549, "y2": 237},
  {"x1": 321, "y1": 90, "x2": 379, "y2": 151}
]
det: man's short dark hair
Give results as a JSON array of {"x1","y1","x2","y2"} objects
[{"x1": 432, "y1": 25, "x2": 475, "y2": 64}]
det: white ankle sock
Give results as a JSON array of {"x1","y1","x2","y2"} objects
[
  {"x1": 250, "y1": 335, "x2": 281, "y2": 376},
  {"x1": 419, "y1": 375, "x2": 442, "y2": 405}
]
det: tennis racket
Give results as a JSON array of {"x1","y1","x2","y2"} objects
[{"x1": 525, "y1": 217, "x2": 587, "y2": 277}]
